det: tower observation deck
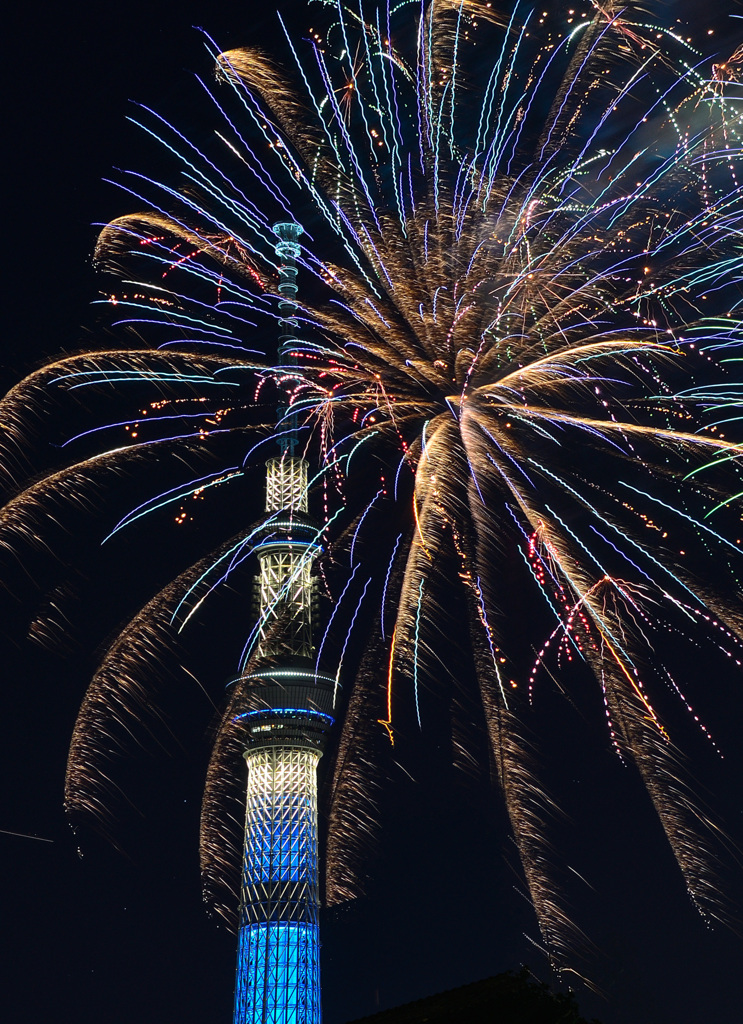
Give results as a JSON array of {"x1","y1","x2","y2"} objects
[{"x1": 232, "y1": 223, "x2": 337, "y2": 1024}]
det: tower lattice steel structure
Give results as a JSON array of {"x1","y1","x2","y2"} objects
[{"x1": 232, "y1": 222, "x2": 337, "y2": 1024}]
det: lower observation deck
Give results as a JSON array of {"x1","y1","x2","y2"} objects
[{"x1": 233, "y1": 661, "x2": 338, "y2": 751}]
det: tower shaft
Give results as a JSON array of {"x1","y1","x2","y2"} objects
[{"x1": 232, "y1": 223, "x2": 334, "y2": 1024}]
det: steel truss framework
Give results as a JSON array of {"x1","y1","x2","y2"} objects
[
  {"x1": 266, "y1": 457, "x2": 308, "y2": 513},
  {"x1": 257, "y1": 549, "x2": 314, "y2": 660},
  {"x1": 242, "y1": 747, "x2": 320, "y2": 923}
]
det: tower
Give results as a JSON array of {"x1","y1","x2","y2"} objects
[{"x1": 232, "y1": 223, "x2": 337, "y2": 1024}]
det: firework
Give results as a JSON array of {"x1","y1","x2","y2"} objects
[{"x1": 2, "y1": 0, "x2": 743, "y2": 974}]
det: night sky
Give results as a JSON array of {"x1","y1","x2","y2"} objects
[{"x1": 3, "y1": 3, "x2": 743, "y2": 1023}]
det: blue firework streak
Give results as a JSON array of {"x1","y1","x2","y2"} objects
[{"x1": 2, "y1": 0, "x2": 743, "y2": 971}]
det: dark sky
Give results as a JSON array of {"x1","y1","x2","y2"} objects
[{"x1": 3, "y1": 3, "x2": 743, "y2": 1024}]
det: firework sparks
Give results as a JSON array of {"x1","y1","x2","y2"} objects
[{"x1": 2, "y1": 0, "x2": 743, "y2": 972}]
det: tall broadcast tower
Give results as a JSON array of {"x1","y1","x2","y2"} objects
[{"x1": 232, "y1": 222, "x2": 337, "y2": 1024}]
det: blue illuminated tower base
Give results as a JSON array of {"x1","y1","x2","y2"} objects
[{"x1": 234, "y1": 919, "x2": 320, "y2": 1024}]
